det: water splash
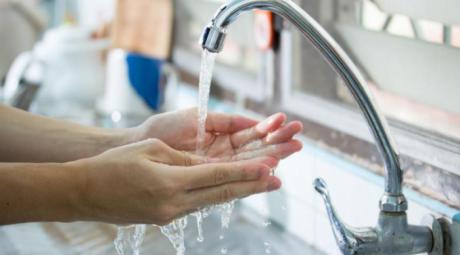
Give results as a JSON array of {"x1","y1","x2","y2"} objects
[
  {"x1": 114, "y1": 225, "x2": 146, "y2": 255},
  {"x1": 160, "y1": 217, "x2": 188, "y2": 255},
  {"x1": 218, "y1": 200, "x2": 235, "y2": 229}
]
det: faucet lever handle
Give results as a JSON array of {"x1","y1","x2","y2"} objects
[{"x1": 313, "y1": 178, "x2": 360, "y2": 255}]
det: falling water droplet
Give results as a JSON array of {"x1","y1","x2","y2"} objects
[
  {"x1": 264, "y1": 241, "x2": 272, "y2": 254},
  {"x1": 221, "y1": 248, "x2": 228, "y2": 254},
  {"x1": 160, "y1": 216, "x2": 188, "y2": 255},
  {"x1": 263, "y1": 220, "x2": 272, "y2": 227},
  {"x1": 219, "y1": 200, "x2": 235, "y2": 229},
  {"x1": 194, "y1": 211, "x2": 204, "y2": 242}
]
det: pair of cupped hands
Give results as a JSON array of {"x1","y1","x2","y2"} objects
[{"x1": 72, "y1": 108, "x2": 302, "y2": 225}]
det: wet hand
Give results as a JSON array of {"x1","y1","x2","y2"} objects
[
  {"x1": 70, "y1": 139, "x2": 280, "y2": 225},
  {"x1": 132, "y1": 108, "x2": 303, "y2": 161}
]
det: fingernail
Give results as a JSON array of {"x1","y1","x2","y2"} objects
[{"x1": 267, "y1": 178, "x2": 281, "y2": 191}]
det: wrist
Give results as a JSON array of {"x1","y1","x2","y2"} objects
[
  {"x1": 62, "y1": 160, "x2": 97, "y2": 222},
  {"x1": 131, "y1": 115, "x2": 164, "y2": 142},
  {"x1": 97, "y1": 127, "x2": 138, "y2": 151}
]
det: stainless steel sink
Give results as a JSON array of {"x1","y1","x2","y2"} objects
[{"x1": 0, "y1": 206, "x2": 323, "y2": 255}]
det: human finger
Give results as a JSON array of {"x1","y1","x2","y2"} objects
[
  {"x1": 264, "y1": 121, "x2": 303, "y2": 145},
  {"x1": 185, "y1": 176, "x2": 281, "y2": 209},
  {"x1": 234, "y1": 139, "x2": 303, "y2": 160},
  {"x1": 206, "y1": 111, "x2": 258, "y2": 133},
  {"x1": 230, "y1": 113, "x2": 286, "y2": 148},
  {"x1": 178, "y1": 157, "x2": 278, "y2": 190}
]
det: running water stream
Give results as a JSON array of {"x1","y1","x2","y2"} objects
[
  {"x1": 114, "y1": 50, "x2": 236, "y2": 255},
  {"x1": 114, "y1": 225, "x2": 146, "y2": 255},
  {"x1": 160, "y1": 49, "x2": 228, "y2": 255},
  {"x1": 194, "y1": 50, "x2": 237, "y2": 240}
]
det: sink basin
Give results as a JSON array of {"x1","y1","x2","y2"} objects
[{"x1": 0, "y1": 206, "x2": 323, "y2": 255}]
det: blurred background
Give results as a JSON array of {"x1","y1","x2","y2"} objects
[{"x1": 1, "y1": 0, "x2": 460, "y2": 254}]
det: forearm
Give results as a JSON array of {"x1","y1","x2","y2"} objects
[
  {"x1": 0, "y1": 162, "x2": 88, "y2": 225},
  {"x1": 0, "y1": 105, "x2": 134, "y2": 162}
]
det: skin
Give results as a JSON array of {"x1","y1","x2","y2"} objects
[
  {"x1": 0, "y1": 106, "x2": 303, "y2": 163},
  {"x1": 0, "y1": 105, "x2": 128, "y2": 163},
  {"x1": 66, "y1": 139, "x2": 281, "y2": 225},
  {"x1": 0, "y1": 105, "x2": 303, "y2": 225},
  {"x1": 132, "y1": 108, "x2": 304, "y2": 161}
]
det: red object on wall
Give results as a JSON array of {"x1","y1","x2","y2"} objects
[{"x1": 254, "y1": 10, "x2": 275, "y2": 51}]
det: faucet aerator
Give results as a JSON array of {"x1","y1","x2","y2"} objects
[{"x1": 200, "y1": 25, "x2": 226, "y2": 53}]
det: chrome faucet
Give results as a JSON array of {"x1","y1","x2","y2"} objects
[{"x1": 200, "y1": 0, "x2": 440, "y2": 254}]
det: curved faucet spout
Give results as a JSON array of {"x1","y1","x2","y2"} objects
[{"x1": 200, "y1": 0, "x2": 406, "y2": 212}]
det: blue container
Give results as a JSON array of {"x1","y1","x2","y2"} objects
[{"x1": 126, "y1": 52, "x2": 165, "y2": 111}]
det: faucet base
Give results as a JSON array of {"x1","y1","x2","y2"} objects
[{"x1": 375, "y1": 212, "x2": 433, "y2": 255}]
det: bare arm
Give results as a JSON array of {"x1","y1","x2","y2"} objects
[
  {"x1": 0, "y1": 106, "x2": 301, "y2": 225},
  {"x1": 0, "y1": 105, "x2": 130, "y2": 162},
  {"x1": 0, "y1": 105, "x2": 302, "y2": 163},
  {"x1": 0, "y1": 162, "x2": 84, "y2": 224}
]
